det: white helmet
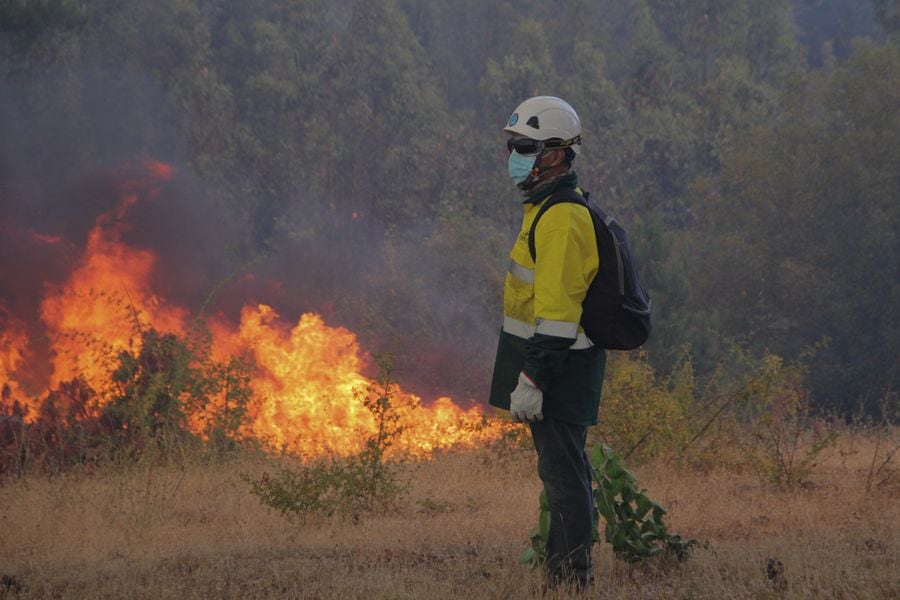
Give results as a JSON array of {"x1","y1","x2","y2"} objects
[{"x1": 504, "y1": 96, "x2": 582, "y2": 154}]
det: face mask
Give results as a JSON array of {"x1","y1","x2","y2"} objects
[{"x1": 507, "y1": 150, "x2": 536, "y2": 184}]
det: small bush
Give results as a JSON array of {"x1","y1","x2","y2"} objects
[
  {"x1": 246, "y1": 354, "x2": 414, "y2": 520},
  {"x1": 595, "y1": 345, "x2": 840, "y2": 483},
  {"x1": 598, "y1": 352, "x2": 693, "y2": 460},
  {"x1": 740, "y1": 355, "x2": 838, "y2": 487}
]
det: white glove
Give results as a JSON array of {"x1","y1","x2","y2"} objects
[{"x1": 510, "y1": 372, "x2": 543, "y2": 422}]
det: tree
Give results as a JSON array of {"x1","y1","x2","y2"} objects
[
  {"x1": 872, "y1": 0, "x2": 900, "y2": 37},
  {"x1": 794, "y1": 0, "x2": 880, "y2": 67},
  {"x1": 0, "y1": 0, "x2": 86, "y2": 65},
  {"x1": 690, "y1": 42, "x2": 900, "y2": 413}
]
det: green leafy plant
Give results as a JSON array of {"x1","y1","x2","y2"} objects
[
  {"x1": 520, "y1": 489, "x2": 551, "y2": 567},
  {"x1": 599, "y1": 352, "x2": 694, "y2": 461},
  {"x1": 244, "y1": 461, "x2": 346, "y2": 519},
  {"x1": 521, "y1": 443, "x2": 697, "y2": 566},
  {"x1": 590, "y1": 444, "x2": 697, "y2": 562}
]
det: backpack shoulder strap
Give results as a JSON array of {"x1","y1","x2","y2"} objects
[{"x1": 528, "y1": 188, "x2": 589, "y2": 262}]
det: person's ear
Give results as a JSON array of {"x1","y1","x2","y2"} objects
[{"x1": 545, "y1": 149, "x2": 566, "y2": 167}]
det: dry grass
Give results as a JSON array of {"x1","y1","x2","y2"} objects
[{"x1": 1, "y1": 432, "x2": 898, "y2": 599}]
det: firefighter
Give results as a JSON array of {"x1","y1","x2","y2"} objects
[{"x1": 489, "y1": 96, "x2": 605, "y2": 589}]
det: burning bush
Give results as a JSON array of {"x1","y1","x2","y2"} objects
[{"x1": 0, "y1": 325, "x2": 253, "y2": 476}]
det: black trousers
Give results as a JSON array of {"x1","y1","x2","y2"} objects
[{"x1": 529, "y1": 417, "x2": 594, "y2": 584}]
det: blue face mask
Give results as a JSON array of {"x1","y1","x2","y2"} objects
[{"x1": 508, "y1": 150, "x2": 536, "y2": 184}]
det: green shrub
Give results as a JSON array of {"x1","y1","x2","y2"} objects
[
  {"x1": 740, "y1": 354, "x2": 837, "y2": 487},
  {"x1": 103, "y1": 326, "x2": 253, "y2": 461},
  {"x1": 245, "y1": 354, "x2": 414, "y2": 520},
  {"x1": 596, "y1": 345, "x2": 839, "y2": 482},
  {"x1": 598, "y1": 352, "x2": 694, "y2": 460}
]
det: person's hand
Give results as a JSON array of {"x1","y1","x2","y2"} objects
[{"x1": 510, "y1": 372, "x2": 543, "y2": 422}]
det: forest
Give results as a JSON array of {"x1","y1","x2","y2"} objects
[{"x1": 1, "y1": 0, "x2": 898, "y2": 419}]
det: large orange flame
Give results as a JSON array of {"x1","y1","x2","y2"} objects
[
  {"x1": 40, "y1": 220, "x2": 189, "y2": 393},
  {"x1": 210, "y1": 305, "x2": 496, "y2": 456},
  {"x1": 0, "y1": 306, "x2": 28, "y2": 407},
  {"x1": 1, "y1": 158, "x2": 506, "y2": 455}
]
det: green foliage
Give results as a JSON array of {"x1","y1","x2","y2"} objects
[
  {"x1": 599, "y1": 352, "x2": 693, "y2": 460},
  {"x1": 103, "y1": 325, "x2": 253, "y2": 460},
  {"x1": 692, "y1": 41, "x2": 900, "y2": 413},
  {"x1": 479, "y1": 18, "x2": 557, "y2": 125},
  {"x1": 245, "y1": 354, "x2": 414, "y2": 520},
  {"x1": 244, "y1": 461, "x2": 345, "y2": 518},
  {"x1": 590, "y1": 444, "x2": 697, "y2": 562},
  {"x1": 593, "y1": 342, "x2": 844, "y2": 481},
  {"x1": 740, "y1": 355, "x2": 838, "y2": 487},
  {"x1": 521, "y1": 443, "x2": 697, "y2": 567}
]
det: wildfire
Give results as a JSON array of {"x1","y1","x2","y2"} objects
[
  {"x1": 40, "y1": 217, "x2": 189, "y2": 393},
  {"x1": 211, "y1": 305, "x2": 495, "y2": 456},
  {"x1": 0, "y1": 307, "x2": 28, "y2": 406},
  {"x1": 0, "y1": 158, "x2": 505, "y2": 457}
]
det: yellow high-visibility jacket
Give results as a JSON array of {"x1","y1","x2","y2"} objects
[{"x1": 489, "y1": 181, "x2": 606, "y2": 425}]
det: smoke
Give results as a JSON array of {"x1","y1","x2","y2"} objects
[{"x1": 0, "y1": 57, "x2": 500, "y2": 405}]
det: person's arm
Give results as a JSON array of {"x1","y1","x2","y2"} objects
[{"x1": 522, "y1": 205, "x2": 594, "y2": 390}]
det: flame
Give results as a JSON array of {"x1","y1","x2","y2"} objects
[
  {"x1": 141, "y1": 158, "x2": 175, "y2": 181},
  {"x1": 0, "y1": 158, "x2": 506, "y2": 456},
  {"x1": 0, "y1": 306, "x2": 28, "y2": 409},
  {"x1": 209, "y1": 305, "x2": 497, "y2": 456},
  {"x1": 40, "y1": 223, "x2": 189, "y2": 392},
  {"x1": 39, "y1": 160, "x2": 186, "y2": 393}
]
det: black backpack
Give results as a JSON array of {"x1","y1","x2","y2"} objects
[{"x1": 528, "y1": 188, "x2": 652, "y2": 350}]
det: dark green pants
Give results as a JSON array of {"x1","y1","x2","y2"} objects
[{"x1": 529, "y1": 416, "x2": 594, "y2": 586}]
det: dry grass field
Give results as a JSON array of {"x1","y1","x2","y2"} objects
[{"x1": 1, "y1": 432, "x2": 898, "y2": 599}]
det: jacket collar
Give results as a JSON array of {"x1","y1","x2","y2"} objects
[{"x1": 524, "y1": 172, "x2": 579, "y2": 205}]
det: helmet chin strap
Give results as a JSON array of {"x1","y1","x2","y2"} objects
[
  {"x1": 517, "y1": 150, "x2": 570, "y2": 195},
  {"x1": 516, "y1": 151, "x2": 547, "y2": 194}
]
